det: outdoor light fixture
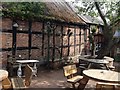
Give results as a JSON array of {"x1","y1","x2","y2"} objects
[
  {"x1": 13, "y1": 22, "x2": 19, "y2": 28},
  {"x1": 12, "y1": 22, "x2": 19, "y2": 56},
  {"x1": 113, "y1": 28, "x2": 120, "y2": 43},
  {"x1": 113, "y1": 29, "x2": 120, "y2": 38}
]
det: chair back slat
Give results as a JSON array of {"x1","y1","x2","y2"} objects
[
  {"x1": 71, "y1": 64, "x2": 77, "y2": 74},
  {"x1": 63, "y1": 64, "x2": 77, "y2": 77}
]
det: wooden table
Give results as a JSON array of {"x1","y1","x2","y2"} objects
[
  {"x1": 83, "y1": 69, "x2": 120, "y2": 83},
  {"x1": 79, "y1": 56, "x2": 110, "y2": 70},
  {"x1": 0, "y1": 70, "x2": 8, "y2": 81},
  {"x1": 16, "y1": 60, "x2": 39, "y2": 77},
  {"x1": 78, "y1": 69, "x2": 120, "y2": 90}
]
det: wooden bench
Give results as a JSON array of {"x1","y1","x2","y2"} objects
[
  {"x1": 11, "y1": 77, "x2": 26, "y2": 90},
  {"x1": 63, "y1": 64, "x2": 83, "y2": 88},
  {"x1": 2, "y1": 78, "x2": 12, "y2": 90},
  {"x1": 11, "y1": 64, "x2": 33, "y2": 90},
  {"x1": 96, "y1": 82, "x2": 120, "y2": 90}
]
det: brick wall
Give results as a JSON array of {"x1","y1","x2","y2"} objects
[{"x1": 1, "y1": 18, "x2": 88, "y2": 68}]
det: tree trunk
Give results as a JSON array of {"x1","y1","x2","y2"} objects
[
  {"x1": 91, "y1": 42, "x2": 96, "y2": 56},
  {"x1": 94, "y1": 2, "x2": 115, "y2": 59}
]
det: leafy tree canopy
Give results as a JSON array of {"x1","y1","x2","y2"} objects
[
  {"x1": 72, "y1": 1, "x2": 120, "y2": 58},
  {"x1": 2, "y1": 2, "x2": 47, "y2": 20},
  {"x1": 73, "y1": 1, "x2": 120, "y2": 25}
]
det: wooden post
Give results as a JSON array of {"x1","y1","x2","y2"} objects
[
  {"x1": 60, "y1": 26, "x2": 63, "y2": 59},
  {"x1": 78, "y1": 77, "x2": 89, "y2": 90},
  {"x1": 46, "y1": 22, "x2": 51, "y2": 67},
  {"x1": 47, "y1": 27, "x2": 50, "y2": 65},
  {"x1": 74, "y1": 26, "x2": 76, "y2": 55},
  {"x1": 28, "y1": 20, "x2": 32, "y2": 60},
  {"x1": 84, "y1": 27, "x2": 87, "y2": 55},
  {"x1": 88, "y1": 25, "x2": 91, "y2": 52},
  {"x1": 42, "y1": 23, "x2": 45, "y2": 56},
  {"x1": 52, "y1": 26, "x2": 55, "y2": 62},
  {"x1": 67, "y1": 28, "x2": 71, "y2": 56},
  {"x1": 79, "y1": 28, "x2": 81, "y2": 53}
]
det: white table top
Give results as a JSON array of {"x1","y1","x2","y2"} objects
[
  {"x1": 0, "y1": 70, "x2": 8, "y2": 81},
  {"x1": 16, "y1": 60, "x2": 39, "y2": 63},
  {"x1": 79, "y1": 56, "x2": 109, "y2": 64},
  {"x1": 83, "y1": 69, "x2": 120, "y2": 83}
]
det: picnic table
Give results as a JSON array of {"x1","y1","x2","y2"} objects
[
  {"x1": 16, "y1": 60, "x2": 39, "y2": 77},
  {"x1": 83, "y1": 69, "x2": 120, "y2": 83},
  {"x1": 0, "y1": 70, "x2": 8, "y2": 81},
  {"x1": 79, "y1": 55, "x2": 114, "y2": 70},
  {"x1": 78, "y1": 69, "x2": 120, "y2": 90}
]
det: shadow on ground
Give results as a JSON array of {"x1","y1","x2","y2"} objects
[{"x1": 29, "y1": 62, "x2": 120, "y2": 89}]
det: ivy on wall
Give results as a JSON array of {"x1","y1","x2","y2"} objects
[{"x1": 2, "y1": 2, "x2": 48, "y2": 20}]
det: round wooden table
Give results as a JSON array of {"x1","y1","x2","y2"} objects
[
  {"x1": 0, "y1": 70, "x2": 8, "y2": 81},
  {"x1": 83, "y1": 69, "x2": 120, "y2": 83}
]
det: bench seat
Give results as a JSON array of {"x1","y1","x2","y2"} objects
[
  {"x1": 11, "y1": 77, "x2": 26, "y2": 90},
  {"x1": 67, "y1": 75, "x2": 83, "y2": 83}
]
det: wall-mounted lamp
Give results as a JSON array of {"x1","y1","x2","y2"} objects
[
  {"x1": 113, "y1": 29, "x2": 120, "y2": 38},
  {"x1": 13, "y1": 22, "x2": 19, "y2": 28},
  {"x1": 113, "y1": 28, "x2": 120, "y2": 43},
  {"x1": 12, "y1": 22, "x2": 19, "y2": 56}
]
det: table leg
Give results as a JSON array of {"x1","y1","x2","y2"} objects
[
  {"x1": 104, "y1": 64, "x2": 110, "y2": 70},
  {"x1": 87, "y1": 63, "x2": 92, "y2": 69},
  {"x1": 17, "y1": 63, "x2": 22, "y2": 77},
  {"x1": 33, "y1": 63, "x2": 37, "y2": 76},
  {"x1": 78, "y1": 76, "x2": 89, "y2": 90}
]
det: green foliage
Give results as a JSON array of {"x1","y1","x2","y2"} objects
[
  {"x1": 91, "y1": 27, "x2": 96, "y2": 34},
  {"x1": 2, "y1": 2, "x2": 46, "y2": 20},
  {"x1": 75, "y1": 2, "x2": 99, "y2": 17},
  {"x1": 74, "y1": 1, "x2": 120, "y2": 25},
  {"x1": 88, "y1": 27, "x2": 96, "y2": 43},
  {"x1": 88, "y1": 35, "x2": 93, "y2": 43}
]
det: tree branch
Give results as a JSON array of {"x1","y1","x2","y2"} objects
[{"x1": 94, "y1": 2, "x2": 108, "y2": 26}]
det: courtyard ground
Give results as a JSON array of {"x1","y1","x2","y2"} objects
[{"x1": 29, "y1": 62, "x2": 120, "y2": 89}]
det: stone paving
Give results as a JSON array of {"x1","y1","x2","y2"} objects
[{"x1": 29, "y1": 62, "x2": 120, "y2": 89}]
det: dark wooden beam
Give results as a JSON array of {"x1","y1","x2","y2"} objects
[
  {"x1": 1, "y1": 47, "x2": 39, "y2": 52},
  {"x1": 42, "y1": 23, "x2": 45, "y2": 56},
  {"x1": 2, "y1": 29, "x2": 43, "y2": 34},
  {"x1": 28, "y1": 20, "x2": 32, "y2": 59},
  {"x1": 12, "y1": 23, "x2": 17, "y2": 56},
  {"x1": 60, "y1": 25, "x2": 63, "y2": 59},
  {"x1": 79, "y1": 28, "x2": 81, "y2": 53},
  {"x1": 52, "y1": 27, "x2": 55, "y2": 62},
  {"x1": 74, "y1": 26, "x2": 76, "y2": 55}
]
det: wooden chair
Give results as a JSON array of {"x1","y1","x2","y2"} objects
[
  {"x1": 2, "y1": 78, "x2": 12, "y2": 90},
  {"x1": 96, "y1": 82, "x2": 120, "y2": 90},
  {"x1": 63, "y1": 64, "x2": 83, "y2": 88},
  {"x1": 11, "y1": 64, "x2": 33, "y2": 89}
]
